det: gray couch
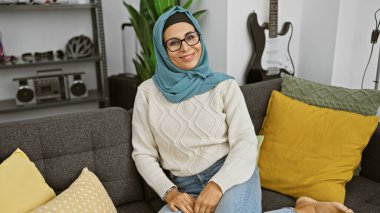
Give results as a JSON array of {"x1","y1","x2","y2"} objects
[{"x1": 0, "y1": 79, "x2": 379, "y2": 213}]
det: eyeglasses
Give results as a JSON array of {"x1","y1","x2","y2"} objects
[{"x1": 165, "y1": 31, "x2": 200, "y2": 52}]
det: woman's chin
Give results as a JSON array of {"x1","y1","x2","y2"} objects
[{"x1": 175, "y1": 62, "x2": 198, "y2": 70}]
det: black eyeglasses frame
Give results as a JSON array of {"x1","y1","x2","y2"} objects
[{"x1": 164, "y1": 31, "x2": 200, "y2": 52}]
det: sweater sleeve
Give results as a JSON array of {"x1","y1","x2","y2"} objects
[
  {"x1": 131, "y1": 87, "x2": 176, "y2": 200},
  {"x1": 209, "y1": 80, "x2": 258, "y2": 193}
]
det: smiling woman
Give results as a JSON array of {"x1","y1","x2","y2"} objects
[{"x1": 131, "y1": 5, "x2": 355, "y2": 213}]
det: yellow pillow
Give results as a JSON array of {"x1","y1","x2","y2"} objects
[
  {"x1": 0, "y1": 149, "x2": 56, "y2": 213},
  {"x1": 30, "y1": 167, "x2": 117, "y2": 213},
  {"x1": 259, "y1": 91, "x2": 378, "y2": 203}
]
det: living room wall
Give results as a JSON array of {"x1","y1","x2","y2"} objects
[
  {"x1": 332, "y1": 0, "x2": 380, "y2": 89},
  {"x1": 1, "y1": 0, "x2": 379, "y2": 123},
  {"x1": 194, "y1": 0, "x2": 380, "y2": 89},
  {"x1": 297, "y1": 0, "x2": 380, "y2": 89}
]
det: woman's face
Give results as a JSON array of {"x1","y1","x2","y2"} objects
[{"x1": 163, "y1": 22, "x2": 202, "y2": 70}]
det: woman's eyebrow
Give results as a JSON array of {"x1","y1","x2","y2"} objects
[{"x1": 167, "y1": 31, "x2": 195, "y2": 40}]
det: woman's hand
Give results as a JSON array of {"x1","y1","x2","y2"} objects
[
  {"x1": 165, "y1": 188, "x2": 195, "y2": 213},
  {"x1": 194, "y1": 181, "x2": 223, "y2": 213}
]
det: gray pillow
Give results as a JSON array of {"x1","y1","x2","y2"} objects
[{"x1": 281, "y1": 75, "x2": 380, "y2": 116}]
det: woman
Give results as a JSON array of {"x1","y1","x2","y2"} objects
[{"x1": 132, "y1": 6, "x2": 354, "y2": 213}]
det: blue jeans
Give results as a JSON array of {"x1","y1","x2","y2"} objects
[{"x1": 158, "y1": 157, "x2": 296, "y2": 213}]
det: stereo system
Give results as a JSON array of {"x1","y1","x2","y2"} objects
[{"x1": 13, "y1": 69, "x2": 88, "y2": 106}]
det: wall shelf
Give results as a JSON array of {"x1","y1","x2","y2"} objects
[
  {"x1": 0, "y1": 56, "x2": 103, "y2": 70},
  {"x1": 0, "y1": 3, "x2": 97, "y2": 10},
  {"x1": 0, "y1": 90, "x2": 101, "y2": 113}
]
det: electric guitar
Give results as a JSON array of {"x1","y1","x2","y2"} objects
[{"x1": 245, "y1": 0, "x2": 295, "y2": 84}]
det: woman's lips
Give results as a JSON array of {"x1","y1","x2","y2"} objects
[{"x1": 180, "y1": 53, "x2": 194, "y2": 62}]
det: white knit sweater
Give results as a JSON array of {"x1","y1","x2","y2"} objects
[{"x1": 131, "y1": 79, "x2": 258, "y2": 199}]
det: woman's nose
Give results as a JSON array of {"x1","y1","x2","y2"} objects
[{"x1": 179, "y1": 40, "x2": 191, "y2": 51}]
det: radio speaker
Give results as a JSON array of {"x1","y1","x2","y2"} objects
[
  {"x1": 67, "y1": 73, "x2": 88, "y2": 99},
  {"x1": 15, "y1": 79, "x2": 36, "y2": 105}
]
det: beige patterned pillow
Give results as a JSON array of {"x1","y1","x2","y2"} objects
[{"x1": 30, "y1": 167, "x2": 116, "y2": 213}]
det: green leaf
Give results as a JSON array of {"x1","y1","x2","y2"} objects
[
  {"x1": 141, "y1": 0, "x2": 157, "y2": 22},
  {"x1": 124, "y1": 4, "x2": 145, "y2": 50},
  {"x1": 153, "y1": 0, "x2": 164, "y2": 15},
  {"x1": 133, "y1": 58, "x2": 151, "y2": 81},
  {"x1": 192, "y1": 9, "x2": 207, "y2": 19},
  {"x1": 154, "y1": 0, "x2": 176, "y2": 16},
  {"x1": 182, "y1": 0, "x2": 193, "y2": 9},
  {"x1": 149, "y1": 53, "x2": 156, "y2": 76}
]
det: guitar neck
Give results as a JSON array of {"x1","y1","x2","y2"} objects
[{"x1": 269, "y1": 0, "x2": 278, "y2": 38}]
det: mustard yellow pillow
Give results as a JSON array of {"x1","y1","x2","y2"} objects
[
  {"x1": 30, "y1": 167, "x2": 117, "y2": 213},
  {"x1": 0, "y1": 149, "x2": 56, "y2": 213},
  {"x1": 259, "y1": 91, "x2": 378, "y2": 203}
]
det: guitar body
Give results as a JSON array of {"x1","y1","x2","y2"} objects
[{"x1": 245, "y1": 12, "x2": 295, "y2": 84}]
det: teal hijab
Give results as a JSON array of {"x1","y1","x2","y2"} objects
[{"x1": 152, "y1": 6, "x2": 232, "y2": 103}]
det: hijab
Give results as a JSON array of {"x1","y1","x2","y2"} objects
[{"x1": 152, "y1": 6, "x2": 232, "y2": 103}]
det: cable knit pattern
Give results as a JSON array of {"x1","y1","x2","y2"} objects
[
  {"x1": 132, "y1": 79, "x2": 258, "y2": 199},
  {"x1": 282, "y1": 75, "x2": 380, "y2": 116}
]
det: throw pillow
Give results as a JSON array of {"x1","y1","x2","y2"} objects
[
  {"x1": 258, "y1": 91, "x2": 378, "y2": 203},
  {"x1": 0, "y1": 149, "x2": 56, "y2": 213},
  {"x1": 30, "y1": 167, "x2": 117, "y2": 213},
  {"x1": 281, "y1": 75, "x2": 380, "y2": 175},
  {"x1": 256, "y1": 135, "x2": 264, "y2": 164},
  {"x1": 281, "y1": 74, "x2": 380, "y2": 117}
]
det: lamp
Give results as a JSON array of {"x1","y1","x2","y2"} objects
[{"x1": 375, "y1": 46, "x2": 380, "y2": 90}]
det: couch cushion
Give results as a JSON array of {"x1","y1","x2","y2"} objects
[
  {"x1": 262, "y1": 189, "x2": 295, "y2": 211},
  {"x1": 361, "y1": 128, "x2": 380, "y2": 183},
  {"x1": 117, "y1": 201, "x2": 156, "y2": 213},
  {"x1": 240, "y1": 78, "x2": 282, "y2": 133},
  {"x1": 0, "y1": 107, "x2": 144, "y2": 208},
  {"x1": 262, "y1": 176, "x2": 380, "y2": 213},
  {"x1": 345, "y1": 176, "x2": 380, "y2": 213},
  {"x1": 259, "y1": 91, "x2": 378, "y2": 203}
]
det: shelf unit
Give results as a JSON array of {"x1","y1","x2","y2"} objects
[
  {"x1": 0, "y1": 0, "x2": 109, "y2": 114},
  {"x1": 0, "y1": 3, "x2": 97, "y2": 10}
]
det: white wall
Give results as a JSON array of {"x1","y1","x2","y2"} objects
[
  {"x1": 226, "y1": 0, "x2": 257, "y2": 83},
  {"x1": 297, "y1": 0, "x2": 341, "y2": 84},
  {"x1": 296, "y1": 0, "x2": 380, "y2": 89},
  {"x1": 102, "y1": 0, "x2": 131, "y2": 75},
  {"x1": 189, "y1": 0, "x2": 228, "y2": 74},
  {"x1": 332, "y1": 0, "x2": 380, "y2": 89}
]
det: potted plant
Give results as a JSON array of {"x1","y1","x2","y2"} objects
[{"x1": 123, "y1": 0, "x2": 206, "y2": 82}]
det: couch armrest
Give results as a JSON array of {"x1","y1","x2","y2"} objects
[{"x1": 361, "y1": 127, "x2": 380, "y2": 183}]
